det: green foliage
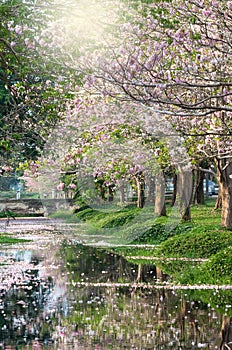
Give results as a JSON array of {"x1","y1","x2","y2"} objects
[
  {"x1": 183, "y1": 289, "x2": 232, "y2": 316},
  {"x1": 0, "y1": 210, "x2": 15, "y2": 218},
  {"x1": 93, "y1": 210, "x2": 139, "y2": 228},
  {"x1": 129, "y1": 222, "x2": 192, "y2": 244},
  {"x1": 75, "y1": 206, "x2": 140, "y2": 228},
  {"x1": 0, "y1": 234, "x2": 30, "y2": 244},
  {"x1": 160, "y1": 246, "x2": 232, "y2": 287},
  {"x1": 74, "y1": 200, "x2": 224, "y2": 245},
  {"x1": 49, "y1": 209, "x2": 81, "y2": 223},
  {"x1": 75, "y1": 200, "x2": 231, "y2": 286},
  {"x1": 207, "y1": 246, "x2": 232, "y2": 280},
  {"x1": 156, "y1": 259, "x2": 202, "y2": 279},
  {"x1": 0, "y1": 0, "x2": 79, "y2": 167},
  {"x1": 113, "y1": 245, "x2": 159, "y2": 257},
  {"x1": 156, "y1": 230, "x2": 232, "y2": 259},
  {"x1": 178, "y1": 246, "x2": 232, "y2": 285},
  {"x1": 75, "y1": 207, "x2": 102, "y2": 221},
  {"x1": 153, "y1": 232, "x2": 232, "y2": 286},
  {"x1": 74, "y1": 201, "x2": 232, "y2": 285}
]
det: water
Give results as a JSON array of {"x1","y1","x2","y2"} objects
[{"x1": 0, "y1": 229, "x2": 231, "y2": 349}]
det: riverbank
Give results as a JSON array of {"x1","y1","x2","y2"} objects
[
  {"x1": 69, "y1": 199, "x2": 232, "y2": 286},
  {"x1": 2, "y1": 200, "x2": 230, "y2": 286}
]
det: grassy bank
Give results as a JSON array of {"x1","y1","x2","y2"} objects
[
  {"x1": 72, "y1": 199, "x2": 232, "y2": 285},
  {"x1": 0, "y1": 233, "x2": 31, "y2": 244},
  {"x1": 73, "y1": 199, "x2": 223, "y2": 244}
]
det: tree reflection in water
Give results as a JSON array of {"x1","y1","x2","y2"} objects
[{"x1": 0, "y1": 237, "x2": 231, "y2": 349}]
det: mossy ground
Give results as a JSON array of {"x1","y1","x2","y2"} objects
[{"x1": 71, "y1": 199, "x2": 232, "y2": 285}]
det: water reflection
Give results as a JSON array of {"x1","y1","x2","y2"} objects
[
  {"x1": 60, "y1": 242, "x2": 161, "y2": 284},
  {"x1": 0, "y1": 235, "x2": 231, "y2": 349}
]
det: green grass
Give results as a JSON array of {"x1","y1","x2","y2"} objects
[
  {"x1": 75, "y1": 205, "x2": 140, "y2": 226},
  {"x1": 149, "y1": 201, "x2": 232, "y2": 284},
  {"x1": 73, "y1": 200, "x2": 224, "y2": 244},
  {"x1": 156, "y1": 230, "x2": 232, "y2": 258},
  {"x1": 0, "y1": 191, "x2": 39, "y2": 199},
  {"x1": 73, "y1": 199, "x2": 224, "y2": 245},
  {"x1": 73, "y1": 199, "x2": 232, "y2": 285},
  {"x1": 50, "y1": 209, "x2": 81, "y2": 223},
  {"x1": 176, "y1": 246, "x2": 232, "y2": 285},
  {"x1": 0, "y1": 210, "x2": 42, "y2": 218},
  {"x1": 0, "y1": 233, "x2": 31, "y2": 244},
  {"x1": 113, "y1": 246, "x2": 159, "y2": 258}
]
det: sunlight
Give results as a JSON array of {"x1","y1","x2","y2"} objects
[{"x1": 51, "y1": 0, "x2": 118, "y2": 47}]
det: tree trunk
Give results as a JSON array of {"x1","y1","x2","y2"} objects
[
  {"x1": 136, "y1": 264, "x2": 142, "y2": 282},
  {"x1": 108, "y1": 185, "x2": 114, "y2": 202},
  {"x1": 194, "y1": 168, "x2": 205, "y2": 205},
  {"x1": 204, "y1": 172, "x2": 210, "y2": 199},
  {"x1": 171, "y1": 172, "x2": 177, "y2": 207},
  {"x1": 220, "y1": 316, "x2": 232, "y2": 349},
  {"x1": 177, "y1": 166, "x2": 192, "y2": 221},
  {"x1": 156, "y1": 266, "x2": 164, "y2": 282},
  {"x1": 146, "y1": 175, "x2": 155, "y2": 203},
  {"x1": 215, "y1": 170, "x2": 222, "y2": 210},
  {"x1": 221, "y1": 182, "x2": 232, "y2": 228},
  {"x1": 154, "y1": 172, "x2": 166, "y2": 216},
  {"x1": 215, "y1": 188, "x2": 222, "y2": 209},
  {"x1": 135, "y1": 172, "x2": 145, "y2": 208},
  {"x1": 119, "y1": 181, "x2": 126, "y2": 204},
  {"x1": 218, "y1": 158, "x2": 232, "y2": 228},
  {"x1": 95, "y1": 178, "x2": 106, "y2": 201}
]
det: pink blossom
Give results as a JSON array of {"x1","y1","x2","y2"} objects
[
  {"x1": 57, "y1": 183, "x2": 65, "y2": 191},
  {"x1": 24, "y1": 38, "x2": 30, "y2": 46},
  {"x1": 7, "y1": 21, "x2": 14, "y2": 31},
  {"x1": 2, "y1": 166, "x2": 13, "y2": 172},
  {"x1": 68, "y1": 183, "x2": 76, "y2": 189},
  {"x1": 82, "y1": 156, "x2": 88, "y2": 164},
  {"x1": 38, "y1": 39, "x2": 46, "y2": 47},
  {"x1": 202, "y1": 8, "x2": 212, "y2": 17},
  {"x1": 15, "y1": 25, "x2": 22, "y2": 34}
]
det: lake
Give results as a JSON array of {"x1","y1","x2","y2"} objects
[{"x1": 0, "y1": 221, "x2": 231, "y2": 349}]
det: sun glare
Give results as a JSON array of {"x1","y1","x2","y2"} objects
[{"x1": 53, "y1": 0, "x2": 118, "y2": 46}]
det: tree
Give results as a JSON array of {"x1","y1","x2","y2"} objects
[
  {"x1": 30, "y1": 87, "x2": 192, "y2": 224},
  {"x1": 17, "y1": 1, "x2": 227, "y2": 227},
  {"x1": 74, "y1": 0, "x2": 232, "y2": 227},
  {"x1": 0, "y1": 0, "x2": 76, "y2": 168}
]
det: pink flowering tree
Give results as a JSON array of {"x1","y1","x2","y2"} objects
[
  {"x1": 71, "y1": 1, "x2": 232, "y2": 228},
  {"x1": 34, "y1": 86, "x2": 191, "y2": 221},
  {"x1": 15, "y1": 1, "x2": 225, "y2": 227},
  {"x1": 61, "y1": 129, "x2": 155, "y2": 208}
]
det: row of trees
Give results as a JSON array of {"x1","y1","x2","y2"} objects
[
  {"x1": 1, "y1": 0, "x2": 232, "y2": 228},
  {"x1": 81, "y1": 0, "x2": 231, "y2": 228}
]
